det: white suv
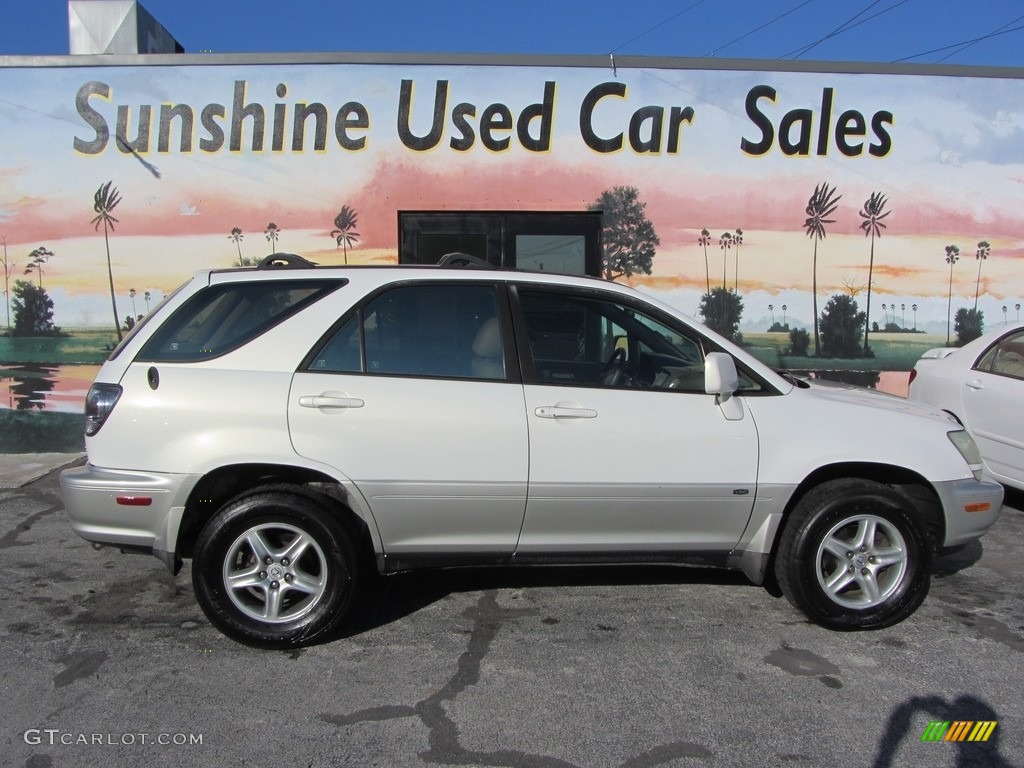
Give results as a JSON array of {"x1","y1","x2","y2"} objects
[{"x1": 61, "y1": 256, "x2": 1003, "y2": 647}]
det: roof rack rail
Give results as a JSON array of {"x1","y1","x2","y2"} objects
[
  {"x1": 256, "y1": 253, "x2": 318, "y2": 269},
  {"x1": 436, "y1": 252, "x2": 495, "y2": 269}
]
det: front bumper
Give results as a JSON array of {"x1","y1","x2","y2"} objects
[
  {"x1": 934, "y1": 477, "x2": 1004, "y2": 547},
  {"x1": 59, "y1": 464, "x2": 199, "y2": 571}
]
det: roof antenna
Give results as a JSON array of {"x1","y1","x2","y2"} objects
[{"x1": 609, "y1": 53, "x2": 617, "y2": 77}]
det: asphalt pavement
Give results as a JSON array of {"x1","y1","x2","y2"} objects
[{"x1": 1, "y1": 463, "x2": 1022, "y2": 768}]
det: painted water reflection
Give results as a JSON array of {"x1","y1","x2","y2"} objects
[{"x1": 0, "y1": 364, "x2": 101, "y2": 412}]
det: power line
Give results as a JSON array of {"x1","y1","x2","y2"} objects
[
  {"x1": 782, "y1": 0, "x2": 911, "y2": 60},
  {"x1": 935, "y1": 13, "x2": 1024, "y2": 63},
  {"x1": 894, "y1": 22, "x2": 1024, "y2": 63},
  {"x1": 702, "y1": 0, "x2": 817, "y2": 58},
  {"x1": 609, "y1": 0, "x2": 708, "y2": 55}
]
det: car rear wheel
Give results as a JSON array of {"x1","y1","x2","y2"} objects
[
  {"x1": 775, "y1": 478, "x2": 932, "y2": 630},
  {"x1": 192, "y1": 488, "x2": 361, "y2": 647}
]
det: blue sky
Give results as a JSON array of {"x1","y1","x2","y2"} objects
[{"x1": 3, "y1": 0, "x2": 1024, "y2": 67}]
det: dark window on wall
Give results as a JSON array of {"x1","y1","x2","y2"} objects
[{"x1": 399, "y1": 211, "x2": 602, "y2": 276}]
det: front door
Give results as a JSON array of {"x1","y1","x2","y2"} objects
[{"x1": 512, "y1": 285, "x2": 759, "y2": 553}]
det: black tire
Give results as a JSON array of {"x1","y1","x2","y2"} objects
[
  {"x1": 192, "y1": 487, "x2": 361, "y2": 648},
  {"x1": 774, "y1": 478, "x2": 932, "y2": 630}
]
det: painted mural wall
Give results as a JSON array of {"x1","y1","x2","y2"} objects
[{"x1": 2, "y1": 57, "x2": 1023, "y2": 451}]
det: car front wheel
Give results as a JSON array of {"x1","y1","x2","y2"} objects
[
  {"x1": 775, "y1": 478, "x2": 932, "y2": 630},
  {"x1": 192, "y1": 488, "x2": 361, "y2": 647}
]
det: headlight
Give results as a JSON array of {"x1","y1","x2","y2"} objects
[{"x1": 948, "y1": 429, "x2": 983, "y2": 480}]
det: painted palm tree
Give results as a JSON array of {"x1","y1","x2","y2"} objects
[
  {"x1": 782, "y1": 304, "x2": 787, "y2": 326},
  {"x1": 1017, "y1": 303, "x2": 1021, "y2": 321},
  {"x1": 0, "y1": 235, "x2": 12, "y2": 330},
  {"x1": 697, "y1": 228, "x2": 711, "y2": 296},
  {"x1": 264, "y1": 222, "x2": 281, "y2": 253},
  {"x1": 144, "y1": 290, "x2": 151, "y2": 313},
  {"x1": 881, "y1": 303, "x2": 888, "y2": 325},
  {"x1": 718, "y1": 232, "x2": 733, "y2": 329},
  {"x1": 944, "y1": 244, "x2": 960, "y2": 345},
  {"x1": 733, "y1": 228, "x2": 743, "y2": 293},
  {"x1": 129, "y1": 288, "x2": 137, "y2": 319},
  {"x1": 768, "y1": 304, "x2": 775, "y2": 327},
  {"x1": 330, "y1": 205, "x2": 360, "y2": 265},
  {"x1": 912, "y1": 303, "x2": 918, "y2": 330},
  {"x1": 229, "y1": 227, "x2": 245, "y2": 266},
  {"x1": 901, "y1": 303, "x2": 906, "y2": 328},
  {"x1": 858, "y1": 191, "x2": 890, "y2": 354},
  {"x1": 1004, "y1": 305, "x2": 1008, "y2": 324},
  {"x1": 974, "y1": 240, "x2": 990, "y2": 309},
  {"x1": 91, "y1": 181, "x2": 123, "y2": 341},
  {"x1": 24, "y1": 246, "x2": 54, "y2": 289},
  {"x1": 718, "y1": 232, "x2": 733, "y2": 290},
  {"x1": 804, "y1": 182, "x2": 842, "y2": 356}
]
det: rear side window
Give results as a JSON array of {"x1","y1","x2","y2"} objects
[
  {"x1": 138, "y1": 280, "x2": 345, "y2": 362},
  {"x1": 307, "y1": 283, "x2": 506, "y2": 380}
]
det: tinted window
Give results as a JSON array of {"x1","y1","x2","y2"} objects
[
  {"x1": 308, "y1": 284, "x2": 506, "y2": 380},
  {"x1": 138, "y1": 280, "x2": 344, "y2": 362},
  {"x1": 517, "y1": 289, "x2": 709, "y2": 391}
]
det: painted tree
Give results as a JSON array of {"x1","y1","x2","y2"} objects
[
  {"x1": 129, "y1": 287, "x2": 138, "y2": 318},
  {"x1": 718, "y1": 232, "x2": 733, "y2": 330},
  {"x1": 733, "y1": 228, "x2": 744, "y2": 292},
  {"x1": 588, "y1": 186, "x2": 659, "y2": 281},
  {"x1": 803, "y1": 182, "x2": 842, "y2": 357},
  {"x1": 912, "y1": 303, "x2": 918, "y2": 330},
  {"x1": 144, "y1": 290, "x2": 151, "y2": 313},
  {"x1": 944, "y1": 244, "x2": 960, "y2": 345},
  {"x1": 91, "y1": 181, "x2": 123, "y2": 341},
  {"x1": 697, "y1": 228, "x2": 711, "y2": 296},
  {"x1": 11, "y1": 279, "x2": 58, "y2": 336},
  {"x1": 858, "y1": 191, "x2": 890, "y2": 355},
  {"x1": 265, "y1": 222, "x2": 281, "y2": 253},
  {"x1": 330, "y1": 205, "x2": 360, "y2": 265},
  {"x1": 0, "y1": 235, "x2": 13, "y2": 331},
  {"x1": 24, "y1": 247, "x2": 54, "y2": 289},
  {"x1": 974, "y1": 240, "x2": 990, "y2": 309},
  {"x1": 229, "y1": 227, "x2": 245, "y2": 266}
]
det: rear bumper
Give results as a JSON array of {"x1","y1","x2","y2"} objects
[
  {"x1": 59, "y1": 464, "x2": 199, "y2": 570},
  {"x1": 934, "y1": 478, "x2": 1004, "y2": 547}
]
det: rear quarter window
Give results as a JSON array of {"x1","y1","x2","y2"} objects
[{"x1": 137, "y1": 280, "x2": 345, "y2": 362}]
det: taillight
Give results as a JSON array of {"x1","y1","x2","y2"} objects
[{"x1": 84, "y1": 383, "x2": 123, "y2": 436}]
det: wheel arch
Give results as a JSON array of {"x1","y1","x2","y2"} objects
[
  {"x1": 176, "y1": 463, "x2": 380, "y2": 565},
  {"x1": 781, "y1": 462, "x2": 945, "y2": 551}
]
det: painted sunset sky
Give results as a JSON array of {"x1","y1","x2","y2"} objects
[{"x1": 2, "y1": 59, "x2": 1023, "y2": 331}]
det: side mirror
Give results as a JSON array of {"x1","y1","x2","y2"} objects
[{"x1": 705, "y1": 352, "x2": 743, "y2": 421}]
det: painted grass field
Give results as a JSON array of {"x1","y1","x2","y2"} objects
[
  {"x1": 0, "y1": 329, "x2": 117, "y2": 365},
  {"x1": 743, "y1": 331, "x2": 947, "y2": 372}
]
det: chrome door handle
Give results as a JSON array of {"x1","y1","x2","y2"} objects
[
  {"x1": 534, "y1": 406, "x2": 597, "y2": 419},
  {"x1": 298, "y1": 395, "x2": 365, "y2": 409}
]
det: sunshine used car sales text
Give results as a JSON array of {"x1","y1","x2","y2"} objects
[{"x1": 73, "y1": 79, "x2": 894, "y2": 159}]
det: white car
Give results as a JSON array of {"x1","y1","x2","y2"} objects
[
  {"x1": 909, "y1": 322, "x2": 1024, "y2": 491},
  {"x1": 60, "y1": 256, "x2": 1003, "y2": 647}
]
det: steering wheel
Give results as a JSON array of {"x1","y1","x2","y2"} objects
[{"x1": 600, "y1": 347, "x2": 628, "y2": 385}]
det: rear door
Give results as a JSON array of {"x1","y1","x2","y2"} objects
[
  {"x1": 512, "y1": 285, "x2": 760, "y2": 553},
  {"x1": 288, "y1": 281, "x2": 529, "y2": 555}
]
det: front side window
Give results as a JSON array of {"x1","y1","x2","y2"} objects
[
  {"x1": 516, "y1": 288, "x2": 710, "y2": 391},
  {"x1": 976, "y1": 330, "x2": 1024, "y2": 380},
  {"x1": 308, "y1": 283, "x2": 507, "y2": 380}
]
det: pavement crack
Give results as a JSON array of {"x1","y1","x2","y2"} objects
[{"x1": 322, "y1": 590, "x2": 711, "y2": 767}]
